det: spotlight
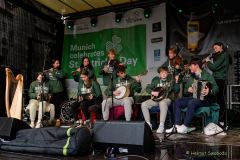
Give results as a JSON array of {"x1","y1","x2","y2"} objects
[
  {"x1": 144, "y1": 8, "x2": 151, "y2": 18},
  {"x1": 91, "y1": 17, "x2": 97, "y2": 27},
  {"x1": 66, "y1": 21, "x2": 74, "y2": 30},
  {"x1": 115, "y1": 13, "x2": 122, "y2": 23}
]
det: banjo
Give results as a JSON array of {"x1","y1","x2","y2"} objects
[
  {"x1": 114, "y1": 70, "x2": 148, "y2": 100},
  {"x1": 151, "y1": 87, "x2": 168, "y2": 102}
]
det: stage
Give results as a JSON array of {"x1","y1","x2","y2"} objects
[{"x1": 1, "y1": 127, "x2": 240, "y2": 160}]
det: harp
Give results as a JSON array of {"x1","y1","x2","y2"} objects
[{"x1": 5, "y1": 68, "x2": 24, "y2": 120}]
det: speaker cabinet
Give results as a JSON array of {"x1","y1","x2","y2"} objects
[
  {"x1": 0, "y1": 117, "x2": 31, "y2": 140},
  {"x1": 93, "y1": 120, "x2": 155, "y2": 155}
]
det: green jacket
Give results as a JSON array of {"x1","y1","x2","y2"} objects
[
  {"x1": 77, "y1": 80, "x2": 102, "y2": 99},
  {"x1": 105, "y1": 74, "x2": 142, "y2": 97},
  {"x1": 28, "y1": 81, "x2": 52, "y2": 100},
  {"x1": 45, "y1": 68, "x2": 65, "y2": 93},
  {"x1": 99, "y1": 59, "x2": 120, "y2": 86},
  {"x1": 207, "y1": 51, "x2": 229, "y2": 80},
  {"x1": 184, "y1": 70, "x2": 219, "y2": 101},
  {"x1": 146, "y1": 76, "x2": 180, "y2": 100}
]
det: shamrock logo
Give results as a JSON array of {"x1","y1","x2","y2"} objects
[{"x1": 106, "y1": 35, "x2": 123, "y2": 54}]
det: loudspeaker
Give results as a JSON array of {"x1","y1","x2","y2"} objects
[
  {"x1": 0, "y1": 117, "x2": 31, "y2": 140},
  {"x1": 93, "y1": 120, "x2": 155, "y2": 155}
]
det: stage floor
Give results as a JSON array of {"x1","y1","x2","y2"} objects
[{"x1": 1, "y1": 127, "x2": 240, "y2": 159}]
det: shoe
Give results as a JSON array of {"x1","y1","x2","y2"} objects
[
  {"x1": 156, "y1": 125, "x2": 164, "y2": 133},
  {"x1": 165, "y1": 125, "x2": 181, "y2": 133},
  {"x1": 177, "y1": 125, "x2": 188, "y2": 134},
  {"x1": 55, "y1": 119, "x2": 61, "y2": 127},
  {"x1": 146, "y1": 122, "x2": 152, "y2": 130},
  {"x1": 30, "y1": 122, "x2": 35, "y2": 128},
  {"x1": 35, "y1": 122, "x2": 42, "y2": 128}
]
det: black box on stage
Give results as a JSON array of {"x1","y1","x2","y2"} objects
[
  {"x1": 0, "y1": 117, "x2": 31, "y2": 140},
  {"x1": 92, "y1": 120, "x2": 155, "y2": 155}
]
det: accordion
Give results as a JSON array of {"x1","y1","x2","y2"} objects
[{"x1": 192, "y1": 80, "x2": 211, "y2": 101}]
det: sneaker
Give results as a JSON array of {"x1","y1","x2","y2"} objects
[
  {"x1": 177, "y1": 125, "x2": 188, "y2": 134},
  {"x1": 165, "y1": 125, "x2": 181, "y2": 133},
  {"x1": 30, "y1": 122, "x2": 35, "y2": 128},
  {"x1": 35, "y1": 122, "x2": 42, "y2": 128},
  {"x1": 55, "y1": 119, "x2": 61, "y2": 127},
  {"x1": 156, "y1": 125, "x2": 164, "y2": 133}
]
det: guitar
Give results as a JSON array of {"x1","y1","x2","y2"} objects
[{"x1": 114, "y1": 70, "x2": 148, "y2": 100}]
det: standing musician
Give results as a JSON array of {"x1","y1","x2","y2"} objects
[
  {"x1": 44, "y1": 59, "x2": 67, "y2": 127},
  {"x1": 71, "y1": 69, "x2": 102, "y2": 126},
  {"x1": 204, "y1": 42, "x2": 229, "y2": 126},
  {"x1": 141, "y1": 67, "x2": 179, "y2": 133},
  {"x1": 102, "y1": 65, "x2": 142, "y2": 121},
  {"x1": 162, "y1": 47, "x2": 184, "y2": 77},
  {"x1": 28, "y1": 72, "x2": 55, "y2": 128},
  {"x1": 162, "y1": 47, "x2": 184, "y2": 98},
  {"x1": 99, "y1": 49, "x2": 121, "y2": 86},
  {"x1": 72, "y1": 56, "x2": 96, "y2": 82},
  {"x1": 166, "y1": 58, "x2": 219, "y2": 134}
]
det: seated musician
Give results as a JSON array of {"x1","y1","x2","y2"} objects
[
  {"x1": 166, "y1": 58, "x2": 219, "y2": 134},
  {"x1": 141, "y1": 67, "x2": 179, "y2": 133},
  {"x1": 28, "y1": 72, "x2": 55, "y2": 128},
  {"x1": 71, "y1": 69, "x2": 102, "y2": 126},
  {"x1": 102, "y1": 65, "x2": 141, "y2": 121}
]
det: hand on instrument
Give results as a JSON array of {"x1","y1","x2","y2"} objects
[
  {"x1": 175, "y1": 75, "x2": 179, "y2": 83},
  {"x1": 103, "y1": 66, "x2": 109, "y2": 73},
  {"x1": 188, "y1": 87, "x2": 194, "y2": 93},
  {"x1": 175, "y1": 64, "x2": 180, "y2": 69},
  {"x1": 78, "y1": 96, "x2": 83, "y2": 102},
  {"x1": 151, "y1": 91, "x2": 159, "y2": 97},
  {"x1": 88, "y1": 94, "x2": 93, "y2": 100},
  {"x1": 202, "y1": 86, "x2": 210, "y2": 96},
  {"x1": 113, "y1": 90, "x2": 121, "y2": 96},
  {"x1": 205, "y1": 57, "x2": 210, "y2": 62},
  {"x1": 135, "y1": 75, "x2": 141, "y2": 82}
]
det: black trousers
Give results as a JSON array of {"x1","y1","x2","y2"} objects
[
  {"x1": 216, "y1": 79, "x2": 227, "y2": 122},
  {"x1": 50, "y1": 91, "x2": 67, "y2": 119}
]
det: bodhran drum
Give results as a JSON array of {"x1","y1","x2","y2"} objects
[
  {"x1": 60, "y1": 100, "x2": 74, "y2": 123},
  {"x1": 114, "y1": 86, "x2": 130, "y2": 99}
]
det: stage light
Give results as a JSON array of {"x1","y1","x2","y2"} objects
[
  {"x1": 91, "y1": 17, "x2": 97, "y2": 27},
  {"x1": 144, "y1": 8, "x2": 151, "y2": 18},
  {"x1": 178, "y1": 9, "x2": 183, "y2": 13},
  {"x1": 115, "y1": 13, "x2": 122, "y2": 23},
  {"x1": 66, "y1": 21, "x2": 74, "y2": 30}
]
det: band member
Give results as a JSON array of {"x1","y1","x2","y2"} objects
[
  {"x1": 99, "y1": 49, "x2": 121, "y2": 86},
  {"x1": 71, "y1": 69, "x2": 102, "y2": 125},
  {"x1": 72, "y1": 56, "x2": 96, "y2": 82},
  {"x1": 162, "y1": 47, "x2": 184, "y2": 77},
  {"x1": 141, "y1": 67, "x2": 179, "y2": 133},
  {"x1": 204, "y1": 42, "x2": 229, "y2": 125},
  {"x1": 44, "y1": 59, "x2": 67, "y2": 127},
  {"x1": 102, "y1": 65, "x2": 141, "y2": 121},
  {"x1": 166, "y1": 58, "x2": 219, "y2": 134},
  {"x1": 28, "y1": 72, "x2": 55, "y2": 128}
]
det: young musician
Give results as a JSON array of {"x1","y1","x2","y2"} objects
[
  {"x1": 71, "y1": 69, "x2": 102, "y2": 125},
  {"x1": 162, "y1": 47, "x2": 184, "y2": 76},
  {"x1": 72, "y1": 56, "x2": 96, "y2": 82},
  {"x1": 28, "y1": 72, "x2": 55, "y2": 128},
  {"x1": 102, "y1": 65, "x2": 141, "y2": 121},
  {"x1": 99, "y1": 49, "x2": 121, "y2": 86},
  {"x1": 166, "y1": 58, "x2": 219, "y2": 134},
  {"x1": 44, "y1": 59, "x2": 67, "y2": 127},
  {"x1": 141, "y1": 67, "x2": 179, "y2": 133},
  {"x1": 204, "y1": 42, "x2": 229, "y2": 126}
]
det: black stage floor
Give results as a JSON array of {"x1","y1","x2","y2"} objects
[{"x1": 1, "y1": 127, "x2": 240, "y2": 160}]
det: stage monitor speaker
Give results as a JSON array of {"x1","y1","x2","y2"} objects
[
  {"x1": 92, "y1": 120, "x2": 155, "y2": 155},
  {"x1": 0, "y1": 117, "x2": 31, "y2": 140}
]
